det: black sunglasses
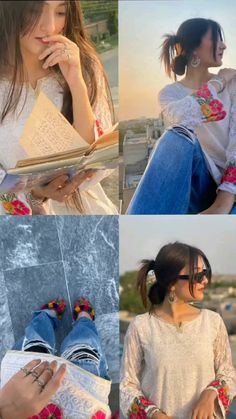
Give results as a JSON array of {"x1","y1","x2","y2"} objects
[{"x1": 177, "y1": 268, "x2": 210, "y2": 283}]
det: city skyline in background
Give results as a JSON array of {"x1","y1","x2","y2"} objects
[
  {"x1": 120, "y1": 0, "x2": 236, "y2": 120},
  {"x1": 120, "y1": 216, "x2": 236, "y2": 275}
]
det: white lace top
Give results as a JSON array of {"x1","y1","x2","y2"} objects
[
  {"x1": 120, "y1": 309, "x2": 236, "y2": 419},
  {"x1": 0, "y1": 74, "x2": 118, "y2": 215},
  {"x1": 159, "y1": 80, "x2": 236, "y2": 195}
]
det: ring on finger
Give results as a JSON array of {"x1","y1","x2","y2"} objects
[
  {"x1": 36, "y1": 377, "x2": 45, "y2": 389},
  {"x1": 21, "y1": 367, "x2": 31, "y2": 376},
  {"x1": 31, "y1": 370, "x2": 40, "y2": 379},
  {"x1": 45, "y1": 366, "x2": 54, "y2": 376}
]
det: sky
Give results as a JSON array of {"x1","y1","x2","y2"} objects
[
  {"x1": 119, "y1": 0, "x2": 236, "y2": 120},
  {"x1": 120, "y1": 216, "x2": 236, "y2": 275}
]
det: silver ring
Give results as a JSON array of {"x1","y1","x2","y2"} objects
[
  {"x1": 20, "y1": 367, "x2": 31, "y2": 376},
  {"x1": 31, "y1": 370, "x2": 40, "y2": 379},
  {"x1": 36, "y1": 377, "x2": 45, "y2": 389}
]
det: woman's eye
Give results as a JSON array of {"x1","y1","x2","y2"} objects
[{"x1": 57, "y1": 11, "x2": 66, "y2": 16}]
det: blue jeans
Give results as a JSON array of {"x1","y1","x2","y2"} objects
[
  {"x1": 127, "y1": 126, "x2": 236, "y2": 215},
  {"x1": 13, "y1": 309, "x2": 109, "y2": 380}
]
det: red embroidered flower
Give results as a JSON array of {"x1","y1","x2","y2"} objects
[
  {"x1": 196, "y1": 84, "x2": 211, "y2": 99},
  {"x1": 29, "y1": 403, "x2": 63, "y2": 419},
  {"x1": 222, "y1": 165, "x2": 236, "y2": 183},
  {"x1": 140, "y1": 398, "x2": 153, "y2": 406},
  {"x1": 213, "y1": 110, "x2": 227, "y2": 121},
  {"x1": 129, "y1": 411, "x2": 146, "y2": 419},
  {"x1": 2, "y1": 199, "x2": 30, "y2": 215},
  {"x1": 208, "y1": 99, "x2": 224, "y2": 115},
  {"x1": 91, "y1": 411, "x2": 107, "y2": 419},
  {"x1": 95, "y1": 119, "x2": 104, "y2": 137}
]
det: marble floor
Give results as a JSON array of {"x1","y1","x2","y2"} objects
[{"x1": 0, "y1": 216, "x2": 119, "y2": 395}]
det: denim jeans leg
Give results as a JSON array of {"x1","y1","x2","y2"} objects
[
  {"x1": 12, "y1": 310, "x2": 59, "y2": 354},
  {"x1": 127, "y1": 127, "x2": 217, "y2": 214},
  {"x1": 60, "y1": 317, "x2": 109, "y2": 380}
]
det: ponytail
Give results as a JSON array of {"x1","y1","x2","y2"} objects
[
  {"x1": 160, "y1": 33, "x2": 187, "y2": 78},
  {"x1": 137, "y1": 259, "x2": 155, "y2": 308}
]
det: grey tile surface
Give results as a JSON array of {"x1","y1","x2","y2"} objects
[{"x1": 0, "y1": 216, "x2": 119, "y2": 385}]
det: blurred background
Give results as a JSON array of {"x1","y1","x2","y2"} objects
[{"x1": 120, "y1": 215, "x2": 236, "y2": 417}]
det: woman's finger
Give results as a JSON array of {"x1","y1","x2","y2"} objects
[
  {"x1": 16, "y1": 359, "x2": 41, "y2": 378},
  {"x1": 39, "y1": 42, "x2": 65, "y2": 60},
  {"x1": 43, "y1": 49, "x2": 70, "y2": 69},
  {"x1": 47, "y1": 175, "x2": 69, "y2": 190},
  {"x1": 36, "y1": 360, "x2": 58, "y2": 389},
  {"x1": 27, "y1": 361, "x2": 49, "y2": 384},
  {"x1": 39, "y1": 363, "x2": 67, "y2": 402},
  {"x1": 42, "y1": 34, "x2": 74, "y2": 45}
]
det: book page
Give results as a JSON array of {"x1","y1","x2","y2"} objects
[
  {"x1": 20, "y1": 92, "x2": 88, "y2": 158},
  {"x1": 1, "y1": 351, "x2": 111, "y2": 418}
]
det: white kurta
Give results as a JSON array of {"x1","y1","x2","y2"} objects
[
  {"x1": 159, "y1": 80, "x2": 236, "y2": 195},
  {"x1": 0, "y1": 75, "x2": 118, "y2": 215},
  {"x1": 120, "y1": 309, "x2": 236, "y2": 419}
]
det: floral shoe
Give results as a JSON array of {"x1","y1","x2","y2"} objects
[
  {"x1": 41, "y1": 299, "x2": 66, "y2": 320},
  {"x1": 73, "y1": 297, "x2": 95, "y2": 321}
]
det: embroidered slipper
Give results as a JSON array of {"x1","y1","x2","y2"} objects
[
  {"x1": 41, "y1": 298, "x2": 66, "y2": 320},
  {"x1": 73, "y1": 297, "x2": 95, "y2": 321}
]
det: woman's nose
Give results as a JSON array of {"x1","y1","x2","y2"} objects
[
  {"x1": 40, "y1": 13, "x2": 56, "y2": 35},
  {"x1": 202, "y1": 276, "x2": 208, "y2": 285}
]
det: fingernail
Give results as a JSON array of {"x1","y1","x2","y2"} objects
[{"x1": 61, "y1": 363, "x2": 67, "y2": 370}]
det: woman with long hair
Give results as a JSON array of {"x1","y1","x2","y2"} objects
[
  {"x1": 120, "y1": 242, "x2": 236, "y2": 418},
  {"x1": 0, "y1": 0, "x2": 117, "y2": 215},
  {"x1": 127, "y1": 18, "x2": 236, "y2": 215}
]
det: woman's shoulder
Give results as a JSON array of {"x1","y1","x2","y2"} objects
[
  {"x1": 158, "y1": 81, "x2": 185, "y2": 102},
  {"x1": 201, "y1": 308, "x2": 223, "y2": 326},
  {"x1": 128, "y1": 312, "x2": 150, "y2": 331}
]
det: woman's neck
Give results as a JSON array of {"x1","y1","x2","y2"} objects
[
  {"x1": 157, "y1": 298, "x2": 196, "y2": 323},
  {"x1": 21, "y1": 49, "x2": 50, "y2": 88},
  {"x1": 181, "y1": 65, "x2": 213, "y2": 89}
]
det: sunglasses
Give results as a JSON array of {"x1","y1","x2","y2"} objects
[{"x1": 177, "y1": 268, "x2": 210, "y2": 283}]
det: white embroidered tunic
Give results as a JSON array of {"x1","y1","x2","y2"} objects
[
  {"x1": 120, "y1": 309, "x2": 236, "y2": 419},
  {"x1": 159, "y1": 80, "x2": 236, "y2": 195},
  {"x1": 0, "y1": 75, "x2": 118, "y2": 215}
]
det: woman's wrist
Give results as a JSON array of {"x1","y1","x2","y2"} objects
[{"x1": 209, "y1": 76, "x2": 226, "y2": 93}]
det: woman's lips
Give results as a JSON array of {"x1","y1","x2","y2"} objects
[{"x1": 35, "y1": 37, "x2": 50, "y2": 44}]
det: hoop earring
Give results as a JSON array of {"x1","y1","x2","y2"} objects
[
  {"x1": 168, "y1": 291, "x2": 177, "y2": 304},
  {"x1": 191, "y1": 56, "x2": 201, "y2": 68}
]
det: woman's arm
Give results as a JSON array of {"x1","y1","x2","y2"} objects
[
  {"x1": 159, "y1": 81, "x2": 226, "y2": 130},
  {"x1": 206, "y1": 316, "x2": 236, "y2": 417},
  {"x1": 120, "y1": 320, "x2": 166, "y2": 418}
]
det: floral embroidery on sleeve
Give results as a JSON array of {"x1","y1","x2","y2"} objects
[
  {"x1": 29, "y1": 403, "x2": 63, "y2": 418},
  {"x1": 221, "y1": 162, "x2": 236, "y2": 184},
  {"x1": 191, "y1": 84, "x2": 227, "y2": 123},
  {"x1": 206, "y1": 379, "x2": 230, "y2": 414},
  {"x1": 91, "y1": 410, "x2": 107, "y2": 419},
  {"x1": 128, "y1": 396, "x2": 164, "y2": 418},
  {"x1": 95, "y1": 119, "x2": 104, "y2": 137},
  {"x1": 0, "y1": 193, "x2": 31, "y2": 215}
]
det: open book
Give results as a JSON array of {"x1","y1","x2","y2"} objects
[
  {"x1": 0, "y1": 92, "x2": 118, "y2": 193},
  {"x1": 1, "y1": 350, "x2": 112, "y2": 419}
]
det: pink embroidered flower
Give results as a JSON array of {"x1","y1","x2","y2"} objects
[
  {"x1": 29, "y1": 403, "x2": 63, "y2": 419},
  {"x1": 129, "y1": 411, "x2": 146, "y2": 419},
  {"x1": 91, "y1": 411, "x2": 107, "y2": 419},
  {"x1": 208, "y1": 99, "x2": 224, "y2": 115},
  {"x1": 95, "y1": 119, "x2": 104, "y2": 137},
  {"x1": 213, "y1": 110, "x2": 227, "y2": 121},
  {"x1": 222, "y1": 165, "x2": 236, "y2": 183},
  {"x1": 2, "y1": 199, "x2": 30, "y2": 215},
  {"x1": 196, "y1": 84, "x2": 211, "y2": 99},
  {"x1": 140, "y1": 398, "x2": 154, "y2": 407}
]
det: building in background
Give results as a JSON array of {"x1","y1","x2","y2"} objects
[{"x1": 121, "y1": 116, "x2": 165, "y2": 212}]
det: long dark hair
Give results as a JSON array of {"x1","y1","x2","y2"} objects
[
  {"x1": 137, "y1": 242, "x2": 212, "y2": 310},
  {"x1": 0, "y1": 0, "x2": 114, "y2": 123},
  {"x1": 160, "y1": 18, "x2": 224, "y2": 79}
]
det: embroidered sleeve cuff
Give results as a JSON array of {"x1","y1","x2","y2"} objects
[
  {"x1": 206, "y1": 379, "x2": 230, "y2": 414},
  {"x1": 94, "y1": 118, "x2": 104, "y2": 141},
  {"x1": 128, "y1": 396, "x2": 165, "y2": 418},
  {"x1": 191, "y1": 83, "x2": 227, "y2": 123}
]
